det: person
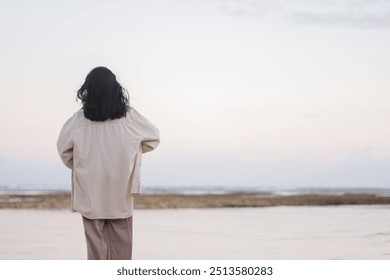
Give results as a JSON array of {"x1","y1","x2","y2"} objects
[{"x1": 57, "y1": 66, "x2": 160, "y2": 260}]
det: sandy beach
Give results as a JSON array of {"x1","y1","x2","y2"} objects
[
  {"x1": 1, "y1": 206, "x2": 389, "y2": 260},
  {"x1": 1, "y1": 192, "x2": 390, "y2": 209}
]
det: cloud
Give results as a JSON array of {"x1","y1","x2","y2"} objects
[
  {"x1": 0, "y1": 155, "x2": 69, "y2": 185},
  {"x1": 2, "y1": 147, "x2": 390, "y2": 188},
  {"x1": 143, "y1": 150, "x2": 390, "y2": 187},
  {"x1": 290, "y1": 10, "x2": 390, "y2": 29},
  {"x1": 219, "y1": 0, "x2": 390, "y2": 28}
]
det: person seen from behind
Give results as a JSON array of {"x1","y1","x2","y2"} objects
[{"x1": 57, "y1": 66, "x2": 160, "y2": 260}]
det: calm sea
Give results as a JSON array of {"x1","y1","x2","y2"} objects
[{"x1": 1, "y1": 184, "x2": 390, "y2": 196}]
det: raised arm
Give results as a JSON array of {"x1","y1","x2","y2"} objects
[{"x1": 131, "y1": 109, "x2": 160, "y2": 153}]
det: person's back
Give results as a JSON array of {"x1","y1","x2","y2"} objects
[{"x1": 57, "y1": 66, "x2": 160, "y2": 259}]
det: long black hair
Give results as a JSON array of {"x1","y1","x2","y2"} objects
[{"x1": 77, "y1": 67, "x2": 130, "y2": 121}]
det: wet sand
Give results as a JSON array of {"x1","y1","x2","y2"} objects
[{"x1": 1, "y1": 206, "x2": 389, "y2": 260}]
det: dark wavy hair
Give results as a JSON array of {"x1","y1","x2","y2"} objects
[{"x1": 77, "y1": 67, "x2": 130, "y2": 121}]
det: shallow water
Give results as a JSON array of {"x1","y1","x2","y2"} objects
[{"x1": 0, "y1": 206, "x2": 389, "y2": 259}]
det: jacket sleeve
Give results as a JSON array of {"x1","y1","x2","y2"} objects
[
  {"x1": 132, "y1": 109, "x2": 160, "y2": 153},
  {"x1": 57, "y1": 116, "x2": 75, "y2": 169},
  {"x1": 130, "y1": 146, "x2": 143, "y2": 195}
]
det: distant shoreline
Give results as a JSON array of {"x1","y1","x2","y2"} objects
[{"x1": 1, "y1": 192, "x2": 390, "y2": 209}]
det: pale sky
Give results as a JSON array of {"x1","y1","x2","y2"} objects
[{"x1": 0, "y1": 0, "x2": 389, "y2": 187}]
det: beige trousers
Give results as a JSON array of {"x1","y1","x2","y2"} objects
[{"x1": 82, "y1": 216, "x2": 133, "y2": 260}]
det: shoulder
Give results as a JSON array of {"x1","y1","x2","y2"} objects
[
  {"x1": 60, "y1": 109, "x2": 90, "y2": 133},
  {"x1": 127, "y1": 107, "x2": 152, "y2": 124},
  {"x1": 128, "y1": 107, "x2": 140, "y2": 118},
  {"x1": 126, "y1": 107, "x2": 142, "y2": 123}
]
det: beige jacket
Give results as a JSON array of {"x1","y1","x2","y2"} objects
[{"x1": 57, "y1": 108, "x2": 160, "y2": 219}]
